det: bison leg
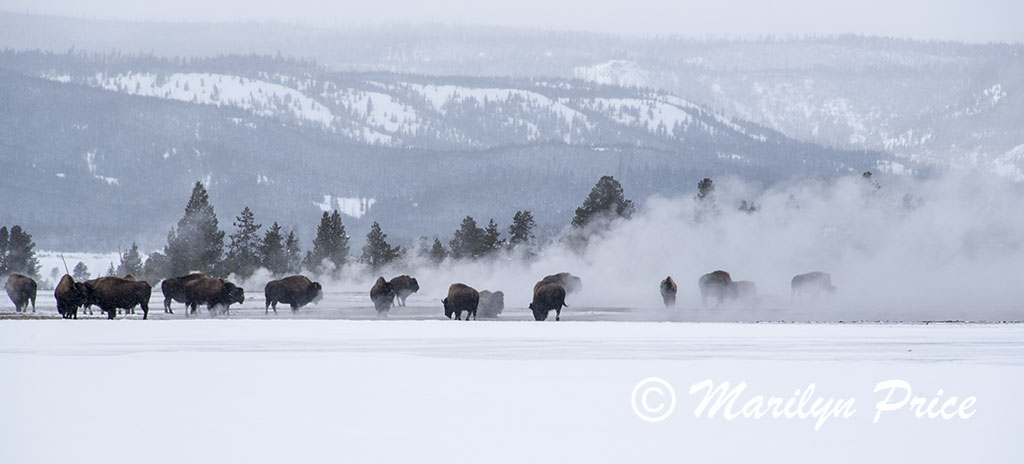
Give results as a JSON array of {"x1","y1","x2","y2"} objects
[
  {"x1": 140, "y1": 302, "x2": 149, "y2": 320},
  {"x1": 556, "y1": 307, "x2": 561, "y2": 321}
]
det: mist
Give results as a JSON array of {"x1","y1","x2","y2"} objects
[{"x1": 241, "y1": 170, "x2": 1024, "y2": 322}]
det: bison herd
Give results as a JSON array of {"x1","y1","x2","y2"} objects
[{"x1": 4, "y1": 268, "x2": 838, "y2": 321}]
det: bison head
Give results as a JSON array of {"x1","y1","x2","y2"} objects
[
  {"x1": 409, "y1": 278, "x2": 420, "y2": 292},
  {"x1": 442, "y1": 297, "x2": 453, "y2": 319},
  {"x1": 311, "y1": 281, "x2": 324, "y2": 304},
  {"x1": 225, "y1": 283, "x2": 245, "y2": 305}
]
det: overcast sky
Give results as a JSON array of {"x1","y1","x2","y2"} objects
[{"x1": 3, "y1": 0, "x2": 1022, "y2": 43}]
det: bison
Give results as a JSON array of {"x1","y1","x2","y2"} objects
[
  {"x1": 265, "y1": 275, "x2": 323, "y2": 313},
  {"x1": 791, "y1": 272, "x2": 837, "y2": 298},
  {"x1": 389, "y1": 275, "x2": 420, "y2": 307},
  {"x1": 698, "y1": 271, "x2": 759, "y2": 307},
  {"x1": 535, "y1": 272, "x2": 582, "y2": 295},
  {"x1": 183, "y1": 277, "x2": 244, "y2": 317},
  {"x1": 660, "y1": 276, "x2": 677, "y2": 308},
  {"x1": 5, "y1": 274, "x2": 36, "y2": 313},
  {"x1": 55, "y1": 274, "x2": 88, "y2": 319},
  {"x1": 442, "y1": 283, "x2": 479, "y2": 321},
  {"x1": 370, "y1": 277, "x2": 396, "y2": 317},
  {"x1": 83, "y1": 276, "x2": 152, "y2": 319},
  {"x1": 161, "y1": 273, "x2": 207, "y2": 314},
  {"x1": 733, "y1": 281, "x2": 758, "y2": 301},
  {"x1": 530, "y1": 283, "x2": 567, "y2": 321},
  {"x1": 478, "y1": 290, "x2": 505, "y2": 318}
]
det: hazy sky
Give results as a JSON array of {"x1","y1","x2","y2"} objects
[{"x1": 3, "y1": 0, "x2": 1022, "y2": 43}]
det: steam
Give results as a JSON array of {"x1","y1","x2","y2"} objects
[{"x1": 232, "y1": 171, "x2": 1024, "y2": 322}]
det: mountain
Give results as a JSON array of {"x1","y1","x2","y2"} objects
[
  {"x1": 0, "y1": 51, "x2": 901, "y2": 251},
  {"x1": 2, "y1": 13, "x2": 1016, "y2": 179}
]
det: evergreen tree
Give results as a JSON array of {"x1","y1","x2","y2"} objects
[
  {"x1": 5, "y1": 225, "x2": 40, "y2": 278},
  {"x1": 141, "y1": 252, "x2": 169, "y2": 282},
  {"x1": 305, "y1": 210, "x2": 349, "y2": 274},
  {"x1": 481, "y1": 219, "x2": 505, "y2": 255},
  {"x1": 106, "y1": 262, "x2": 116, "y2": 276},
  {"x1": 694, "y1": 177, "x2": 720, "y2": 222},
  {"x1": 116, "y1": 242, "x2": 144, "y2": 276},
  {"x1": 72, "y1": 261, "x2": 91, "y2": 281},
  {"x1": 428, "y1": 238, "x2": 447, "y2": 265},
  {"x1": 360, "y1": 222, "x2": 402, "y2": 272},
  {"x1": 225, "y1": 206, "x2": 263, "y2": 278},
  {"x1": 260, "y1": 222, "x2": 287, "y2": 276},
  {"x1": 164, "y1": 182, "x2": 224, "y2": 276},
  {"x1": 571, "y1": 176, "x2": 635, "y2": 230},
  {"x1": 284, "y1": 231, "x2": 303, "y2": 274},
  {"x1": 508, "y1": 210, "x2": 536, "y2": 248},
  {"x1": 738, "y1": 200, "x2": 759, "y2": 214},
  {"x1": 449, "y1": 216, "x2": 486, "y2": 260},
  {"x1": 0, "y1": 226, "x2": 8, "y2": 276}
]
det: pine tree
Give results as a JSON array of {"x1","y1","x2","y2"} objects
[
  {"x1": 260, "y1": 222, "x2": 287, "y2": 276},
  {"x1": 106, "y1": 262, "x2": 116, "y2": 276},
  {"x1": 696, "y1": 178, "x2": 715, "y2": 201},
  {"x1": 284, "y1": 231, "x2": 302, "y2": 274},
  {"x1": 449, "y1": 216, "x2": 485, "y2": 260},
  {"x1": 428, "y1": 238, "x2": 447, "y2": 265},
  {"x1": 72, "y1": 261, "x2": 91, "y2": 281},
  {"x1": 116, "y1": 242, "x2": 144, "y2": 276},
  {"x1": 141, "y1": 252, "x2": 169, "y2": 282},
  {"x1": 694, "y1": 178, "x2": 720, "y2": 222},
  {"x1": 305, "y1": 210, "x2": 349, "y2": 274},
  {"x1": 225, "y1": 206, "x2": 263, "y2": 278},
  {"x1": 5, "y1": 225, "x2": 40, "y2": 278},
  {"x1": 508, "y1": 210, "x2": 536, "y2": 248},
  {"x1": 0, "y1": 226, "x2": 8, "y2": 276},
  {"x1": 571, "y1": 176, "x2": 635, "y2": 230},
  {"x1": 164, "y1": 182, "x2": 225, "y2": 276},
  {"x1": 361, "y1": 222, "x2": 402, "y2": 272},
  {"x1": 481, "y1": 219, "x2": 505, "y2": 255}
]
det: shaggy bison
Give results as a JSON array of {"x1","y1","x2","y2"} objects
[
  {"x1": 530, "y1": 283, "x2": 567, "y2": 321},
  {"x1": 370, "y1": 277, "x2": 396, "y2": 317},
  {"x1": 698, "y1": 271, "x2": 757, "y2": 307},
  {"x1": 389, "y1": 275, "x2": 419, "y2": 307},
  {"x1": 660, "y1": 276, "x2": 677, "y2": 308},
  {"x1": 161, "y1": 273, "x2": 207, "y2": 314},
  {"x1": 535, "y1": 272, "x2": 582, "y2": 295},
  {"x1": 478, "y1": 290, "x2": 505, "y2": 318},
  {"x1": 265, "y1": 275, "x2": 323, "y2": 313},
  {"x1": 55, "y1": 274, "x2": 88, "y2": 319},
  {"x1": 791, "y1": 272, "x2": 837, "y2": 298},
  {"x1": 442, "y1": 283, "x2": 479, "y2": 321},
  {"x1": 183, "y1": 277, "x2": 244, "y2": 317},
  {"x1": 83, "y1": 276, "x2": 152, "y2": 319},
  {"x1": 5, "y1": 274, "x2": 36, "y2": 313}
]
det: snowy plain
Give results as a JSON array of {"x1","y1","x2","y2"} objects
[{"x1": 1, "y1": 289, "x2": 1021, "y2": 463}]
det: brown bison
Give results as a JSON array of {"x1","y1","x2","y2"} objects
[
  {"x1": 478, "y1": 290, "x2": 505, "y2": 318},
  {"x1": 5, "y1": 273, "x2": 36, "y2": 313},
  {"x1": 530, "y1": 283, "x2": 567, "y2": 321},
  {"x1": 55, "y1": 274, "x2": 88, "y2": 319},
  {"x1": 370, "y1": 277, "x2": 396, "y2": 317},
  {"x1": 660, "y1": 276, "x2": 677, "y2": 308},
  {"x1": 389, "y1": 275, "x2": 420, "y2": 307},
  {"x1": 442, "y1": 283, "x2": 479, "y2": 321},
  {"x1": 183, "y1": 277, "x2": 244, "y2": 317},
  {"x1": 265, "y1": 275, "x2": 323, "y2": 313},
  {"x1": 535, "y1": 272, "x2": 582, "y2": 295},
  {"x1": 698, "y1": 271, "x2": 758, "y2": 307},
  {"x1": 733, "y1": 281, "x2": 758, "y2": 301},
  {"x1": 161, "y1": 273, "x2": 207, "y2": 314},
  {"x1": 791, "y1": 272, "x2": 837, "y2": 298},
  {"x1": 83, "y1": 276, "x2": 152, "y2": 319}
]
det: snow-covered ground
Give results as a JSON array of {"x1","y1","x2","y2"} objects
[{"x1": 0, "y1": 296, "x2": 1020, "y2": 462}]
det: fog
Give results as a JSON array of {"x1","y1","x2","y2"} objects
[{"x1": 233, "y1": 170, "x2": 1024, "y2": 322}]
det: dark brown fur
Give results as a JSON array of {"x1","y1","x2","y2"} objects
[
  {"x1": 183, "y1": 277, "x2": 244, "y2": 317},
  {"x1": 5, "y1": 274, "x2": 36, "y2": 313},
  {"x1": 55, "y1": 274, "x2": 88, "y2": 319},
  {"x1": 530, "y1": 283, "x2": 567, "y2": 321},
  {"x1": 84, "y1": 276, "x2": 152, "y2": 319},
  {"x1": 660, "y1": 276, "x2": 677, "y2": 308},
  {"x1": 478, "y1": 290, "x2": 505, "y2": 318},
  {"x1": 442, "y1": 283, "x2": 479, "y2": 321},
  {"x1": 161, "y1": 273, "x2": 207, "y2": 314},
  {"x1": 535, "y1": 272, "x2": 582, "y2": 295},
  {"x1": 370, "y1": 277, "x2": 396, "y2": 317},
  {"x1": 265, "y1": 275, "x2": 322, "y2": 313},
  {"x1": 388, "y1": 275, "x2": 420, "y2": 307}
]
